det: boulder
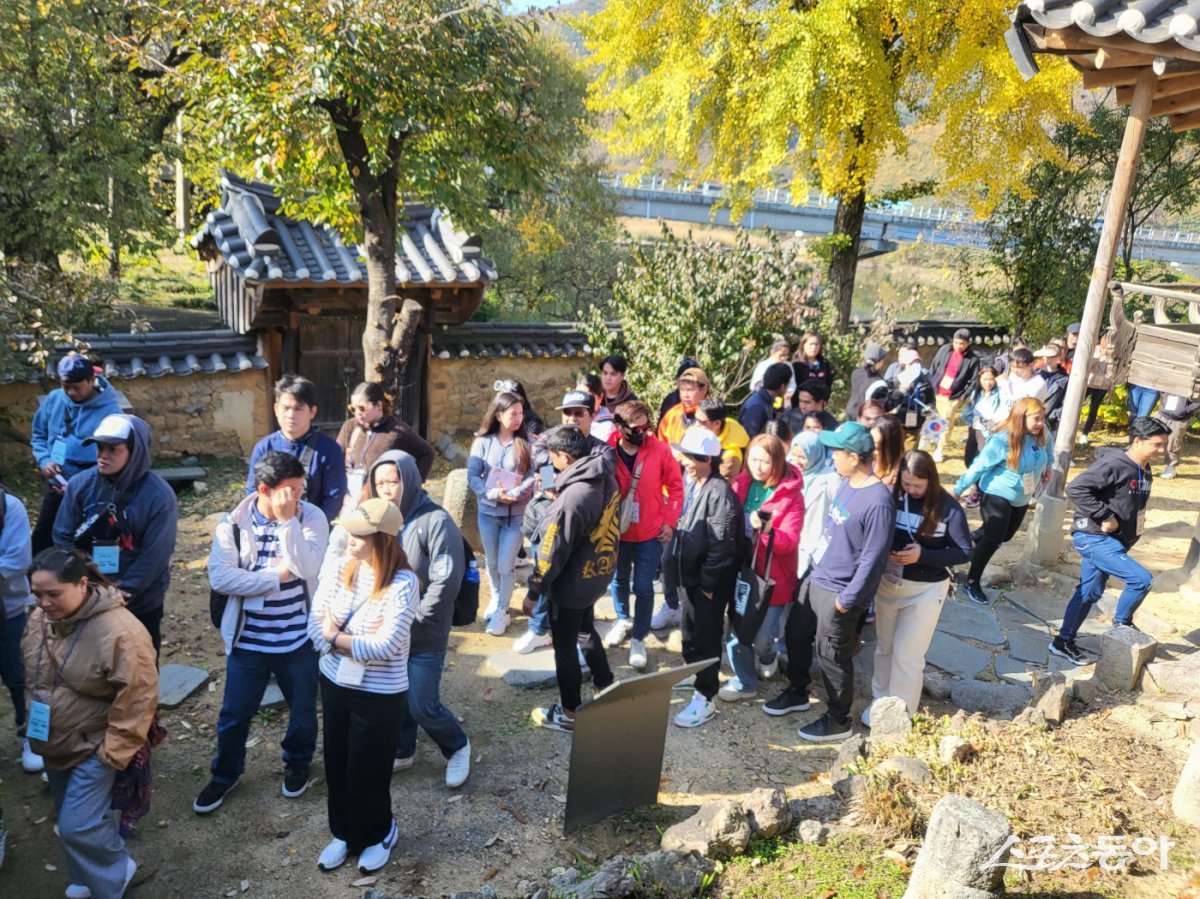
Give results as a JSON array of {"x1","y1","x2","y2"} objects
[
  {"x1": 788, "y1": 795, "x2": 842, "y2": 823},
  {"x1": 659, "y1": 800, "x2": 751, "y2": 860},
  {"x1": 922, "y1": 670, "x2": 954, "y2": 701},
  {"x1": 796, "y1": 820, "x2": 828, "y2": 845},
  {"x1": 950, "y1": 679, "x2": 1031, "y2": 718},
  {"x1": 903, "y1": 795, "x2": 1012, "y2": 899},
  {"x1": 1033, "y1": 683, "x2": 1070, "y2": 726},
  {"x1": 876, "y1": 756, "x2": 933, "y2": 786},
  {"x1": 829, "y1": 733, "x2": 867, "y2": 783},
  {"x1": 634, "y1": 850, "x2": 715, "y2": 899},
  {"x1": 833, "y1": 774, "x2": 868, "y2": 801},
  {"x1": 867, "y1": 696, "x2": 912, "y2": 745},
  {"x1": 1173, "y1": 740, "x2": 1200, "y2": 828},
  {"x1": 938, "y1": 735, "x2": 972, "y2": 765},
  {"x1": 741, "y1": 788, "x2": 792, "y2": 839},
  {"x1": 441, "y1": 468, "x2": 481, "y2": 547},
  {"x1": 555, "y1": 856, "x2": 637, "y2": 899},
  {"x1": 1072, "y1": 677, "x2": 1102, "y2": 704},
  {"x1": 1095, "y1": 627, "x2": 1158, "y2": 692},
  {"x1": 1144, "y1": 652, "x2": 1200, "y2": 696}
]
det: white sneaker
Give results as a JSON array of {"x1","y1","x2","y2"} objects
[
  {"x1": 674, "y1": 691, "x2": 716, "y2": 728},
  {"x1": 756, "y1": 657, "x2": 779, "y2": 680},
  {"x1": 718, "y1": 680, "x2": 757, "y2": 702},
  {"x1": 446, "y1": 740, "x2": 471, "y2": 789},
  {"x1": 318, "y1": 837, "x2": 348, "y2": 872},
  {"x1": 21, "y1": 738, "x2": 44, "y2": 773},
  {"x1": 65, "y1": 885, "x2": 92, "y2": 899},
  {"x1": 604, "y1": 618, "x2": 632, "y2": 647},
  {"x1": 629, "y1": 639, "x2": 648, "y2": 670},
  {"x1": 1077, "y1": 432, "x2": 1089, "y2": 445},
  {"x1": 651, "y1": 605, "x2": 681, "y2": 630},
  {"x1": 932, "y1": 449, "x2": 945, "y2": 464},
  {"x1": 486, "y1": 610, "x2": 511, "y2": 637},
  {"x1": 392, "y1": 754, "x2": 415, "y2": 772},
  {"x1": 357, "y1": 820, "x2": 399, "y2": 873},
  {"x1": 512, "y1": 629, "x2": 552, "y2": 654}
]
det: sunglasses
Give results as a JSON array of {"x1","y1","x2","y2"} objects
[{"x1": 614, "y1": 417, "x2": 651, "y2": 433}]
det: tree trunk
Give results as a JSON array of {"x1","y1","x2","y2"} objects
[
  {"x1": 107, "y1": 175, "x2": 121, "y2": 278},
  {"x1": 828, "y1": 188, "x2": 866, "y2": 332},
  {"x1": 360, "y1": 194, "x2": 397, "y2": 383}
]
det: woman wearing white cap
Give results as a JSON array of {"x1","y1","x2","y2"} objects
[{"x1": 308, "y1": 498, "x2": 418, "y2": 875}]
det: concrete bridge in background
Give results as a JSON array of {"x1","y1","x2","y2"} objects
[{"x1": 604, "y1": 173, "x2": 1200, "y2": 265}]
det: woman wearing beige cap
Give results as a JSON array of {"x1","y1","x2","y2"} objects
[{"x1": 308, "y1": 498, "x2": 418, "y2": 876}]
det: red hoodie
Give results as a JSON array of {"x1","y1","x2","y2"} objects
[
  {"x1": 732, "y1": 465, "x2": 806, "y2": 606},
  {"x1": 607, "y1": 431, "x2": 684, "y2": 543}
]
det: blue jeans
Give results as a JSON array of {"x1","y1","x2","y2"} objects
[
  {"x1": 528, "y1": 590, "x2": 550, "y2": 636},
  {"x1": 1059, "y1": 532, "x2": 1153, "y2": 641},
  {"x1": 396, "y1": 650, "x2": 468, "y2": 760},
  {"x1": 610, "y1": 539, "x2": 662, "y2": 640},
  {"x1": 1128, "y1": 385, "x2": 1159, "y2": 419},
  {"x1": 477, "y1": 511, "x2": 523, "y2": 618},
  {"x1": 0, "y1": 611, "x2": 26, "y2": 727},
  {"x1": 211, "y1": 645, "x2": 319, "y2": 784},
  {"x1": 728, "y1": 604, "x2": 790, "y2": 692},
  {"x1": 47, "y1": 753, "x2": 129, "y2": 898}
]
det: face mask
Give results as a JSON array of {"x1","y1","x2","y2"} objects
[{"x1": 625, "y1": 429, "x2": 646, "y2": 447}]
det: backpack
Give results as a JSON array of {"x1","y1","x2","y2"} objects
[
  {"x1": 208, "y1": 524, "x2": 242, "y2": 628},
  {"x1": 452, "y1": 534, "x2": 480, "y2": 627}
]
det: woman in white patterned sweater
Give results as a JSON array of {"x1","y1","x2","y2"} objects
[{"x1": 308, "y1": 498, "x2": 417, "y2": 876}]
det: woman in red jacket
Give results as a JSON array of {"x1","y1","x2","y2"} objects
[
  {"x1": 603, "y1": 401, "x2": 683, "y2": 669},
  {"x1": 722, "y1": 434, "x2": 805, "y2": 701}
]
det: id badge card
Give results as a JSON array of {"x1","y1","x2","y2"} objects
[
  {"x1": 1022, "y1": 473, "x2": 1036, "y2": 496},
  {"x1": 630, "y1": 501, "x2": 640, "y2": 524},
  {"x1": 885, "y1": 558, "x2": 904, "y2": 585},
  {"x1": 812, "y1": 533, "x2": 830, "y2": 565},
  {"x1": 336, "y1": 656, "x2": 366, "y2": 686},
  {"x1": 1137, "y1": 510, "x2": 1146, "y2": 536},
  {"x1": 346, "y1": 469, "x2": 366, "y2": 499},
  {"x1": 28, "y1": 698, "x2": 51, "y2": 741},
  {"x1": 92, "y1": 542, "x2": 120, "y2": 575},
  {"x1": 939, "y1": 375, "x2": 954, "y2": 391},
  {"x1": 905, "y1": 410, "x2": 918, "y2": 428},
  {"x1": 51, "y1": 438, "x2": 68, "y2": 466}
]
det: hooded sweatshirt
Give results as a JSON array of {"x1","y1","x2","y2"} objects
[
  {"x1": 601, "y1": 380, "x2": 637, "y2": 412},
  {"x1": 31, "y1": 375, "x2": 122, "y2": 477},
  {"x1": 0, "y1": 492, "x2": 34, "y2": 619},
  {"x1": 52, "y1": 415, "x2": 178, "y2": 616},
  {"x1": 1068, "y1": 446, "x2": 1153, "y2": 550},
  {"x1": 732, "y1": 465, "x2": 805, "y2": 606},
  {"x1": 21, "y1": 584, "x2": 158, "y2": 770},
  {"x1": 528, "y1": 452, "x2": 619, "y2": 609},
  {"x1": 792, "y1": 432, "x2": 839, "y2": 577}
]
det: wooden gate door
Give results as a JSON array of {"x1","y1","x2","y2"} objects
[{"x1": 297, "y1": 314, "x2": 365, "y2": 434}]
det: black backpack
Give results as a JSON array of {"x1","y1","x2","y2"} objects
[
  {"x1": 452, "y1": 534, "x2": 480, "y2": 627},
  {"x1": 208, "y1": 525, "x2": 241, "y2": 628}
]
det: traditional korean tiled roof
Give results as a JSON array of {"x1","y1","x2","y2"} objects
[
  {"x1": 1016, "y1": 1, "x2": 1200, "y2": 50},
  {"x1": 1, "y1": 330, "x2": 267, "y2": 384},
  {"x1": 191, "y1": 171, "x2": 497, "y2": 288}
]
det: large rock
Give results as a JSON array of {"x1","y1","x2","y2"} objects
[
  {"x1": 876, "y1": 756, "x2": 932, "y2": 786},
  {"x1": 1144, "y1": 652, "x2": 1200, "y2": 696},
  {"x1": 830, "y1": 733, "x2": 868, "y2": 800},
  {"x1": 797, "y1": 820, "x2": 828, "y2": 845},
  {"x1": 442, "y1": 468, "x2": 481, "y2": 547},
  {"x1": 867, "y1": 696, "x2": 912, "y2": 745},
  {"x1": 554, "y1": 856, "x2": 637, "y2": 899},
  {"x1": 1095, "y1": 627, "x2": 1158, "y2": 692},
  {"x1": 660, "y1": 800, "x2": 751, "y2": 860},
  {"x1": 950, "y1": 679, "x2": 1031, "y2": 718},
  {"x1": 904, "y1": 795, "x2": 1012, "y2": 899},
  {"x1": 634, "y1": 851, "x2": 715, "y2": 899},
  {"x1": 922, "y1": 670, "x2": 954, "y2": 700},
  {"x1": 1173, "y1": 741, "x2": 1200, "y2": 828},
  {"x1": 1031, "y1": 672, "x2": 1070, "y2": 726},
  {"x1": 741, "y1": 788, "x2": 792, "y2": 839}
]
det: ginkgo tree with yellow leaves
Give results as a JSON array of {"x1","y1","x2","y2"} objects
[{"x1": 581, "y1": 0, "x2": 1080, "y2": 330}]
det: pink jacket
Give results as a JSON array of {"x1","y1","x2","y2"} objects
[
  {"x1": 732, "y1": 465, "x2": 806, "y2": 606},
  {"x1": 608, "y1": 432, "x2": 684, "y2": 543}
]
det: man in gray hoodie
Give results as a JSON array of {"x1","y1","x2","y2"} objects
[{"x1": 366, "y1": 450, "x2": 472, "y2": 789}]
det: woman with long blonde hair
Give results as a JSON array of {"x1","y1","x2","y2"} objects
[{"x1": 952, "y1": 397, "x2": 1052, "y2": 604}]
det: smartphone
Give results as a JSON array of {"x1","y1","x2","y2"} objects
[
  {"x1": 757, "y1": 509, "x2": 773, "y2": 523},
  {"x1": 54, "y1": 474, "x2": 69, "y2": 488},
  {"x1": 539, "y1": 464, "x2": 556, "y2": 491}
]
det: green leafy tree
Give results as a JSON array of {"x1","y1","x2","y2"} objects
[{"x1": 584, "y1": 225, "x2": 818, "y2": 407}]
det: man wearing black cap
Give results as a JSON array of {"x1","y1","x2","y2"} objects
[
  {"x1": 928, "y1": 329, "x2": 979, "y2": 463},
  {"x1": 1064, "y1": 323, "x2": 1081, "y2": 374},
  {"x1": 29, "y1": 353, "x2": 123, "y2": 553},
  {"x1": 846, "y1": 343, "x2": 887, "y2": 422},
  {"x1": 739, "y1": 362, "x2": 791, "y2": 438}
]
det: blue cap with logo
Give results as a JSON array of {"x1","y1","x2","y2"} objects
[{"x1": 57, "y1": 353, "x2": 94, "y2": 383}]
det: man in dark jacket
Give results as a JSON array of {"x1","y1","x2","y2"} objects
[
  {"x1": 370, "y1": 450, "x2": 472, "y2": 788},
  {"x1": 528, "y1": 426, "x2": 619, "y2": 733},
  {"x1": 1157, "y1": 392, "x2": 1200, "y2": 479},
  {"x1": 1051, "y1": 417, "x2": 1169, "y2": 664},
  {"x1": 668, "y1": 426, "x2": 742, "y2": 729},
  {"x1": 883, "y1": 348, "x2": 935, "y2": 450},
  {"x1": 846, "y1": 342, "x2": 888, "y2": 421},
  {"x1": 53, "y1": 414, "x2": 178, "y2": 658},
  {"x1": 739, "y1": 363, "x2": 790, "y2": 438},
  {"x1": 1034, "y1": 345, "x2": 1069, "y2": 430},
  {"x1": 928, "y1": 328, "x2": 979, "y2": 463}
]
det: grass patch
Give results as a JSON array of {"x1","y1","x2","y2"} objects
[{"x1": 718, "y1": 832, "x2": 909, "y2": 898}]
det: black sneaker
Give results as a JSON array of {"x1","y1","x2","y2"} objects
[
  {"x1": 282, "y1": 764, "x2": 311, "y2": 798},
  {"x1": 1113, "y1": 620, "x2": 1140, "y2": 632},
  {"x1": 531, "y1": 703, "x2": 575, "y2": 732},
  {"x1": 1048, "y1": 638, "x2": 1091, "y2": 666},
  {"x1": 762, "y1": 687, "x2": 811, "y2": 717},
  {"x1": 798, "y1": 713, "x2": 853, "y2": 743},
  {"x1": 193, "y1": 778, "x2": 238, "y2": 814},
  {"x1": 963, "y1": 581, "x2": 990, "y2": 605}
]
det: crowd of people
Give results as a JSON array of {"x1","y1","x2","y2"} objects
[{"x1": 0, "y1": 323, "x2": 1183, "y2": 895}]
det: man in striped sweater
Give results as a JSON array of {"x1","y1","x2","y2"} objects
[{"x1": 195, "y1": 452, "x2": 330, "y2": 814}]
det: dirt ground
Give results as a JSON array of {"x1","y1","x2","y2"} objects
[{"x1": 3, "y1": 434, "x2": 1200, "y2": 898}]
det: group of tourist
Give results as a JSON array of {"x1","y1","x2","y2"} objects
[{"x1": 0, "y1": 320, "x2": 1179, "y2": 896}]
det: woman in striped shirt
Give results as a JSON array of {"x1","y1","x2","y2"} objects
[{"x1": 308, "y1": 498, "x2": 418, "y2": 876}]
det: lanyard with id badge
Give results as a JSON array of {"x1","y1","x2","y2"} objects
[
  {"x1": 28, "y1": 621, "x2": 88, "y2": 743},
  {"x1": 885, "y1": 496, "x2": 920, "y2": 585},
  {"x1": 332, "y1": 596, "x2": 368, "y2": 686}
]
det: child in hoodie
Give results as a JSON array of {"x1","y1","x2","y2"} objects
[{"x1": 1050, "y1": 417, "x2": 1169, "y2": 665}]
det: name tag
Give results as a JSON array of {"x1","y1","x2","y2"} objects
[
  {"x1": 630, "y1": 501, "x2": 640, "y2": 524},
  {"x1": 885, "y1": 558, "x2": 904, "y2": 585},
  {"x1": 336, "y1": 656, "x2": 366, "y2": 686},
  {"x1": 905, "y1": 411, "x2": 918, "y2": 428},
  {"x1": 1165, "y1": 395, "x2": 1185, "y2": 414},
  {"x1": 28, "y1": 699, "x2": 51, "y2": 742},
  {"x1": 346, "y1": 469, "x2": 366, "y2": 500},
  {"x1": 812, "y1": 534, "x2": 830, "y2": 565},
  {"x1": 939, "y1": 375, "x2": 954, "y2": 390},
  {"x1": 51, "y1": 439, "x2": 67, "y2": 466},
  {"x1": 92, "y1": 543, "x2": 120, "y2": 575},
  {"x1": 1022, "y1": 473, "x2": 1036, "y2": 496}
]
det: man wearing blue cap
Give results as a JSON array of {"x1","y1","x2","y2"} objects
[
  {"x1": 30, "y1": 353, "x2": 122, "y2": 553},
  {"x1": 762, "y1": 421, "x2": 895, "y2": 742}
]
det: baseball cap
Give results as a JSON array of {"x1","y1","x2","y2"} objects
[
  {"x1": 898, "y1": 347, "x2": 920, "y2": 366},
  {"x1": 864, "y1": 343, "x2": 886, "y2": 364},
  {"x1": 555, "y1": 390, "x2": 593, "y2": 411},
  {"x1": 1032, "y1": 345, "x2": 1060, "y2": 358},
  {"x1": 671, "y1": 425, "x2": 722, "y2": 458},
  {"x1": 953, "y1": 328, "x2": 971, "y2": 341},
  {"x1": 819, "y1": 421, "x2": 875, "y2": 456},
  {"x1": 677, "y1": 367, "x2": 710, "y2": 388},
  {"x1": 1066, "y1": 322, "x2": 1081, "y2": 335},
  {"x1": 336, "y1": 497, "x2": 404, "y2": 537},
  {"x1": 82, "y1": 414, "x2": 134, "y2": 446},
  {"x1": 57, "y1": 353, "x2": 94, "y2": 383}
]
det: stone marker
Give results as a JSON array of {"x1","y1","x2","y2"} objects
[
  {"x1": 741, "y1": 788, "x2": 792, "y2": 839},
  {"x1": 481, "y1": 647, "x2": 559, "y2": 688},
  {"x1": 659, "y1": 799, "x2": 751, "y2": 860},
  {"x1": 441, "y1": 467, "x2": 481, "y2": 547},
  {"x1": 1173, "y1": 740, "x2": 1200, "y2": 828},
  {"x1": 950, "y1": 679, "x2": 1031, "y2": 718},
  {"x1": 876, "y1": 756, "x2": 932, "y2": 785},
  {"x1": 158, "y1": 664, "x2": 209, "y2": 708},
  {"x1": 1095, "y1": 626, "x2": 1158, "y2": 692},
  {"x1": 903, "y1": 794, "x2": 1012, "y2": 899},
  {"x1": 867, "y1": 696, "x2": 912, "y2": 744}
]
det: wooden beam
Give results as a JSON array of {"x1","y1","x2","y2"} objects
[
  {"x1": 1117, "y1": 73, "x2": 1200, "y2": 105},
  {"x1": 1068, "y1": 53, "x2": 1099, "y2": 70},
  {"x1": 1156, "y1": 56, "x2": 1200, "y2": 76},
  {"x1": 1151, "y1": 88, "x2": 1200, "y2": 117},
  {"x1": 1040, "y1": 28, "x2": 1106, "y2": 53},
  {"x1": 1081, "y1": 66, "x2": 1144, "y2": 89},
  {"x1": 1096, "y1": 47, "x2": 1156, "y2": 70},
  {"x1": 1173, "y1": 109, "x2": 1200, "y2": 132},
  {"x1": 1045, "y1": 27, "x2": 1200, "y2": 66}
]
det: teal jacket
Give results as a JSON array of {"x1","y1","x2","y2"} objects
[{"x1": 955, "y1": 430, "x2": 1053, "y2": 506}]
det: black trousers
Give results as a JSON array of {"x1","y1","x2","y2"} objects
[
  {"x1": 963, "y1": 428, "x2": 985, "y2": 468},
  {"x1": 31, "y1": 487, "x2": 64, "y2": 556},
  {"x1": 131, "y1": 606, "x2": 163, "y2": 663},
  {"x1": 681, "y1": 583, "x2": 731, "y2": 700},
  {"x1": 549, "y1": 604, "x2": 613, "y2": 713},
  {"x1": 1082, "y1": 387, "x2": 1109, "y2": 435},
  {"x1": 967, "y1": 493, "x2": 1029, "y2": 582},
  {"x1": 784, "y1": 580, "x2": 858, "y2": 724},
  {"x1": 320, "y1": 676, "x2": 405, "y2": 854}
]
